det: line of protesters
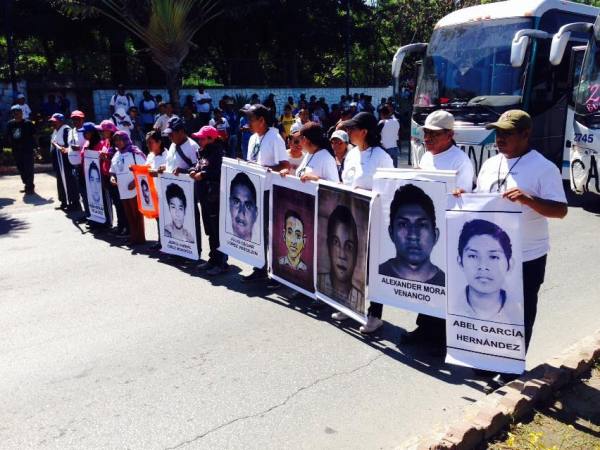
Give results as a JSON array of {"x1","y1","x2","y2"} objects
[{"x1": 25, "y1": 100, "x2": 566, "y2": 389}]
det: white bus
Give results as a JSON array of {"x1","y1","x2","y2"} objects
[
  {"x1": 392, "y1": 0, "x2": 598, "y2": 179},
  {"x1": 550, "y1": 14, "x2": 600, "y2": 195}
]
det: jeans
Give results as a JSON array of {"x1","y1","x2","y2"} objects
[
  {"x1": 199, "y1": 196, "x2": 226, "y2": 265},
  {"x1": 13, "y1": 147, "x2": 35, "y2": 190},
  {"x1": 385, "y1": 146, "x2": 400, "y2": 168}
]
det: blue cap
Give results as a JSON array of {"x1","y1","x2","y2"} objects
[
  {"x1": 50, "y1": 113, "x2": 65, "y2": 122},
  {"x1": 164, "y1": 117, "x2": 185, "y2": 134},
  {"x1": 78, "y1": 122, "x2": 100, "y2": 133}
]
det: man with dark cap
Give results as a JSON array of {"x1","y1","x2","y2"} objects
[
  {"x1": 5, "y1": 105, "x2": 36, "y2": 194},
  {"x1": 50, "y1": 113, "x2": 80, "y2": 211}
]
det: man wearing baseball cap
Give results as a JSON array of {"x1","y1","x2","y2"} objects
[
  {"x1": 15, "y1": 94, "x2": 32, "y2": 120},
  {"x1": 50, "y1": 113, "x2": 80, "y2": 211},
  {"x1": 399, "y1": 110, "x2": 475, "y2": 348},
  {"x1": 6, "y1": 105, "x2": 36, "y2": 194},
  {"x1": 472, "y1": 109, "x2": 568, "y2": 387},
  {"x1": 189, "y1": 126, "x2": 228, "y2": 275}
]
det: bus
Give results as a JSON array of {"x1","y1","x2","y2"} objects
[
  {"x1": 550, "y1": 14, "x2": 600, "y2": 195},
  {"x1": 391, "y1": 0, "x2": 599, "y2": 180}
]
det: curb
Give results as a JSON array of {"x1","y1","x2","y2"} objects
[
  {"x1": 399, "y1": 329, "x2": 600, "y2": 450},
  {"x1": 0, "y1": 164, "x2": 54, "y2": 176}
]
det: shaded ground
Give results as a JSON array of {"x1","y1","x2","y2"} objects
[{"x1": 487, "y1": 363, "x2": 600, "y2": 450}]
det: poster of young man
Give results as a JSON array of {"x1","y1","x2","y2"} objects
[
  {"x1": 316, "y1": 181, "x2": 374, "y2": 324},
  {"x1": 219, "y1": 158, "x2": 267, "y2": 267},
  {"x1": 269, "y1": 175, "x2": 317, "y2": 297},
  {"x1": 369, "y1": 169, "x2": 456, "y2": 318},
  {"x1": 446, "y1": 194, "x2": 525, "y2": 374},
  {"x1": 83, "y1": 150, "x2": 111, "y2": 224},
  {"x1": 159, "y1": 172, "x2": 199, "y2": 260},
  {"x1": 132, "y1": 165, "x2": 159, "y2": 218}
]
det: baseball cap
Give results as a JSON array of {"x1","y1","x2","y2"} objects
[
  {"x1": 99, "y1": 119, "x2": 117, "y2": 132},
  {"x1": 163, "y1": 117, "x2": 185, "y2": 134},
  {"x1": 10, "y1": 104, "x2": 22, "y2": 111},
  {"x1": 422, "y1": 110, "x2": 455, "y2": 131},
  {"x1": 339, "y1": 112, "x2": 378, "y2": 131},
  {"x1": 192, "y1": 126, "x2": 219, "y2": 139},
  {"x1": 78, "y1": 122, "x2": 101, "y2": 133},
  {"x1": 330, "y1": 129, "x2": 349, "y2": 143},
  {"x1": 240, "y1": 103, "x2": 271, "y2": 119},
  {"x1": 290, "y1": 122, "x2": 302, "y2": 135},
  {"x1": 485, "y1": 110, "x2": 532, "y2": 132},
  {"x1": 16, "y1": 93, "x2": 25, "y2": 99},
  {"x1": 70, "y1": 110, "x2": 85, "y2": 119},
  {"x1": 49, "y1": 113, "x2": 65, "y2": 122}
]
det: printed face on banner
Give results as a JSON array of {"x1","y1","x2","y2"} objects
[
  {"x1": 227, "y1": 171, "x2": 260, "y2": 244},
  {"x1": 164, "y1": 182, "x2": 194, "y2": 243},
  {"x1": 139, "y1": 175, "x2": 154, "y2": 210},
  {"x1": 448, "y1": 218, "x2": 520, "y2": 324},
  {"x1": 84, "y1": 151, "x2": 107, "y2": 224},
  {"x1": 272, "y1": 184, "x2": 315, "y2": 293},
  {"x1": 445, "y1": 194, "x2": 525, "y2": 375},
  {"x1": 88, "y1": 160, "x2": 102, "y2": 205},
  {"x1": 316, "y1": 184, "x2": 370, "y2": 319}
]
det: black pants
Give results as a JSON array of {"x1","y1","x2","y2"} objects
[
  {"x1": 199, "y1": 196, "x2": 226, "y2": 265},
  {"x1": 13, "y1": 147, "x2": 35, "y2": 190},
  {"x1": 414, "y1": 254, "x2": 547, "y2": 352},
  {"x1": 51, "y1": 149, "x2": 67, "y2": 205},
  {"x1": 52, "y1": 149, "x2": 79, "y2": 208},
  {"x1": 73, "y1": 165, "x2": 88, "y2": 215},
  {"x1": 108, "y1": 183, "x2": 128, "y2": 231},
  {"x1": 193, "y1": 195, "x2": 203, "y2": 257}
]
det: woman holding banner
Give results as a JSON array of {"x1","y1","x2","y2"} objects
[
  {"x1": 337, "y1": 112, "x2": 394, "y2": 334},
  {"x1": 80, "y1": 122, "x2": 111, "y2": 229},
  {"x1": 145, "y1": 130, "x2": 167, "y2": 250},
  {"x1": 109, "y1": 131, "x2": 147, "y2": 246}
]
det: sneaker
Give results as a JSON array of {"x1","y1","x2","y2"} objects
[
  {"x1": 149, "y1": 242, "x2": 161, "y2": 251},
  {"x1": 197, "y1": 261, "x2": 214, "y2": 271},
  {"x1": 398, "y1": 327, "x2": 431, "y2": 345},
  {"x1": 241, "y1": 268, "x2": 269, "y2": 283},
  {"x1": 331, "y1": 311, "x2": 350, "y2": 321},
  {"x1": 207, "y1": 265, "x2": 228, "y2": 276},
  {"x1": 266, "y1": 279, "x2": 281, "y2": 290},
  {"x1": 359, "y1": 317, "x2": 384, "y2": 334},
  {"x1": 110, "y1": 227, "x2": 124, "y2": 235}
]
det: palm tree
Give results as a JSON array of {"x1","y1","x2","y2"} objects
[{"x1": 53, "y1": 0, "x2": 222, "y2": 108}]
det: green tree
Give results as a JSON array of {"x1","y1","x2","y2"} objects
[{"x1": 52, "y1": 0, "x2": 223, "y2": 106}]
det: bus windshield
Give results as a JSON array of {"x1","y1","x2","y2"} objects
[
  {"x1": 574, "y1": 36, "x2": 600, "y2": 128},
  {"x1": 414, "y1": 18, "x2": 532, "y2": 117}
]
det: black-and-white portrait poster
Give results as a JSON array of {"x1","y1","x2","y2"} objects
[
  {"x1": 316, "y1": 181, "x2": 374, "y2": 324},
  {"x1": 84, "y1": 150, "x2": 111, "y2": 224},
  {"x1": 159, "y1": 172, "x2": 199, "y2": 260},
  {"x1": 368, "y1": 169, "x2": 456, "y2": 318},
  {"x1": 219, "y1": 158, "x2": 267, "y2": 268},
  {"x1": 446, "y1": 194, "x2": 525, "y2": 374}
]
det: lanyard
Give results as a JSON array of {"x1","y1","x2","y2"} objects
[
  {"x1": 297, "y1": 151, "x2": 317, "y2": 177},
  {"x1": 496, "y1": 154, "x2": 524, "y2": 192},
  {"x1": 251, "y1": 130, "x2": 268, "y2": 161}
]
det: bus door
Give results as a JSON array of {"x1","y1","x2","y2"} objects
[{"x1": 562, "y1": 46, "x2": 586, "y2": 180}]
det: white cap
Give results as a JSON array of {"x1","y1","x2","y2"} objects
[
  {"x1": 422, "y1": 110, "x2": 455, "y2": 131},
  {"x1": 290, "y1": 122, "x2": 302, "y2": 134},
  {"x1": 10, "y1": 104, "x2": 22, "y2": 111},
  {"x1": 16, "y1": 93, "x2": 25, "y2": 99},
  {"x1": 330, "y1": 129, "x2": 349, "y2": 143}
]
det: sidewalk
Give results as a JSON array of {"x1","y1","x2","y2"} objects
[{"x1": 0, "y1": 163, "x2": 53, "y2": 176}]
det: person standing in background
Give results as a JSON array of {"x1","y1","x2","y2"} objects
[
  {"x1": 194, "y1": 86, "x2": 212, "y2": 126},
  {"x1": 15, "y1": 94, "x2": 32, "y2": 120},
  {"x1": 139, "y1": 90, "x2": 158, "y2": 133},
  {"x1": 5, "y1": 105, "x2": 35, "y2": 194},
  {"x1": 379, "y1": 106, "x2": 400, "y2": 168}
]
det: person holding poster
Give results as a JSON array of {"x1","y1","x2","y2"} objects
[
  {"x1": 189, "y1": 126, "x2": 228, "y2": 276},
  {"x1": 293, "y1": 122, "x2": 339, "y2": 183},
  {"x1": 286, "y1": 122, "x2": 305, "y2": 175},
  {"x1": 337, "y1": 112, "x2": 393, "y2": 333},
  {"x1": 241, "y1": 104, "x2": 289, "y2": 286},
  {"x1": 403, "y1": 110, "x2": 474, "y2": 346},
  {"x1": 109, "y1": 131, "x2": 147, "y2": 245},
  {"x1": 144, "y1": 130, "x2": 167, "y2": 249},
  {"x1": 80, "y1": 122, "x2": 111, "y2": 228},
  {"x1": 467, "y1": 110, "x2": 567, "y2": 385},
  {"x1": 50, "y1": 113, "x2": 79, "y2": 211}
]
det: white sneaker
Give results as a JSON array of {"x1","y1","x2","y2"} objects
[
  {"x1": 331, "y1": 311, "x2": 350, "y2": 321},
  {"x1": 360, "y1": 317, "x2": 383, "y2": 334}
]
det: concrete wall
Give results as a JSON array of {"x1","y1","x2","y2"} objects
[
  {"x1": 92, "y1": 86, "x2": 393, "y2": 121},
  {"x1": 0, "y1": 81, "x2": 27, "y2": 132}
]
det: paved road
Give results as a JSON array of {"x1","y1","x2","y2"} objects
[{"x1": 0, "y1": 173, "x2": 599, "y2": 449}]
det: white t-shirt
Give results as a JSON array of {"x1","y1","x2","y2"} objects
[
  {"x1": 380, "y1": 117, "x2": 400, "y2": 149},
  {"x1": 140, "y1": 99, "x2": 157, "y2": 125},
  {"x1": 287, "y1": 150, "x2": 305, "y2": 175},
  {"x1": 20, "y1": 103, "x2": 32, "y2": 120},
  {"x1": 475, "y1": 150, "x2": 567, "y2": 261},
  {"x1": 194, "y1": 92, "x2": 212, "y2": 113},
  {"x1": 51, "y1": 124, "x2": 71, "y2": 148},
  {"x1": 247, "y1": 128, "x2": 289, "y2": 167},
  {"x1": 419, "y1": 145, "x2": 474, "y2": 192},
  {"x1": 341, "y1": 146, "x2": 394, "y2": 190},
  {"x1": 112, "y1": 114, "x2": 133, "y2": 136},
  {"x1": 67, "y1": 127, "x2": 84, "y2": 166},
  {"x1": 110, "y1": 151, "x2": 146, "y2": 200},
  {"x1": 110, "y1": 94, "x2": 134, "y2": 112},
  {"x1": 209, "y1": 117, "x2": 229, "y2": 133},
  {"x1": 153, "y1": 114, "x2": 179, "y2": 134},
  {"x1": 296, "y1": 149, "x2": 339, "y2": 182},
  {"x1": 165, "y1": 137, "x2": 199, "y2": 172},
  {"x1": 146, "y1": 150, "x2": 167, "y2": 171}
]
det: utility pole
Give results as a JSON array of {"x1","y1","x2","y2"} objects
[
  {"x1": 3, "y1": 0, "x2": 18, "y2": 95},
  {"x1": 345, "y1": 0, "x2": 351, "y2": 96}
]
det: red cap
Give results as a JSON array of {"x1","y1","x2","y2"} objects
[
  {"x1": 70, "y1": 110, "x2": 85, "y2": 119},
  {"x1": 192, "y1": 126, "x2": 219, "y2": 139}
]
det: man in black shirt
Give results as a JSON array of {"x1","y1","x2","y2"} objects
[{"x1": 6, "y1": 105, "x2": 36, "y2": 194}]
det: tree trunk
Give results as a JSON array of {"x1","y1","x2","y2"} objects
[{"x1": 165, "y1": 67, "x2": 182, "y2": 113}]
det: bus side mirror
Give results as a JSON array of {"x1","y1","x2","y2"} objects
[
  {"x1": 511, "y1": 35, "x2": 530, "y2": 67},
  {"x1": 550, "y1": 31, "x2": 571, "y2": 66}
]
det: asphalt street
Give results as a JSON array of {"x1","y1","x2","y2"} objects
[{"x1": 0, "y1": 173, "x2": 599, "y2": 449}]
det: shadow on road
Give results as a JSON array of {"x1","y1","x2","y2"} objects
[
  {"x1": 23, "y1": 192, "x2": 54, "y2": 206},
  {"x1": 0, "y1": 213, "x2": 29, "y2": 236},
  {"x1": 0, "y1": 198, "x2": 16, "y2": 209}
]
